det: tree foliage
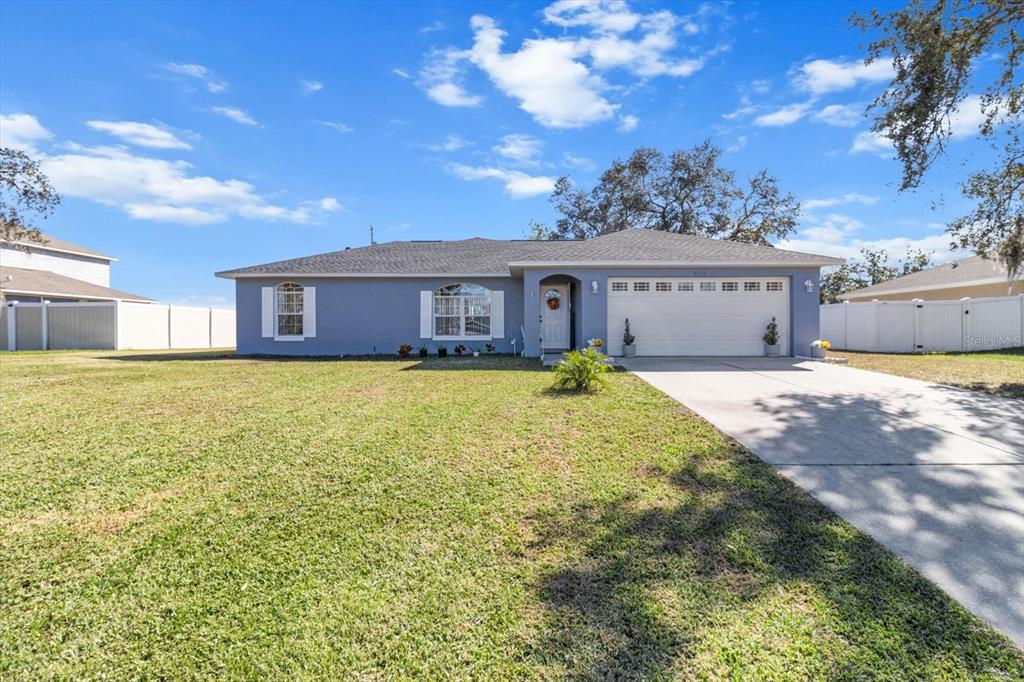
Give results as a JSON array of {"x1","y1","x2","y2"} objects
[
  {"x1": 544, "y1": 142, "x2": 800, "y2": 245},
  {"x1": 852, "y1": 0, "x2": 1024, "y2": 276},
  {"x1": 0, "y1": 148, "x2": 60, "y2": 246},
  {"x1": 820, "y1": 247, "x2": 935, "y2": 303}
]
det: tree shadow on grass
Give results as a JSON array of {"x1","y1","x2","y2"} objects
[{"x1": 525, "y1": 394, "x2": 1024, "y2": 678}]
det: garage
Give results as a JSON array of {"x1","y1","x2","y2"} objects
[{"x1": 606, "y1": 277, "x2": 789, "y2": 356}]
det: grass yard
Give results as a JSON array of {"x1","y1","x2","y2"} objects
[
  {"x1": 1, "y1": 351, "x2": 1022, "y2": 680},
  {"x1": 829, "y1": 348, "x2": 1024, "y2": 399}
]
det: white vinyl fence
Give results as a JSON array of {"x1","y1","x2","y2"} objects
[
  {"x1": 821, "y1": 294, "x2": 1024, "y2": 353},
  {"x1": 2, "y1": 301, "x2": 235, "y2": 351}
]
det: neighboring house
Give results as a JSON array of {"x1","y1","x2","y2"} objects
[
  {"x1": 0, "y1": 233, "x2": 152, "y2": 303},
  {"x1": 841, "y1": 254, "x2": 1024, "y2": 302},
  {"x1": 216, "y1": 229, "x2": 843, "y2": 358}
]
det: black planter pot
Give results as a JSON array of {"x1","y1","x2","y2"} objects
[
  {"x1": 437, "y1": 347, "x2": 448, "y2": 358},
  {"x1": 418, "y1": 348, "x2": 428, "y2": 358}
]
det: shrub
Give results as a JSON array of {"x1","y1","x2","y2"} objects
[
  {"x1": 485, "y1": 343, "x2": 496, "y2": 353},
  {"x1": 397, "y1": 343, "x2": 413, "y2": 358},
  {"x1": 552, "y1": 347, "x2": 611, "y2": 392},
  {"x1": 437, "y1": 346, "x2": 448, "y2": 358},
  {"x1": 623, "y1": 319, "x2": 635, "y2": 346},
  {"x1": 763, "y1": 317, "x2": 779, "y2": 345},
  {"x1": 454, "y1": 344, "x2": 467, "y2": 356}
]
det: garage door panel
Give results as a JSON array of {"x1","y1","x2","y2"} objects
[{"x1": 607, "y1": 277, "x2": 789, "y2": 356}]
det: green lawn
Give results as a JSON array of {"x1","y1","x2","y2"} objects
[
  {"x1": 1, "y1": 351, "x2": 1021, "y2": 680},
  {"x1": 829, "y1": 348, "x2": 1024, "y2": 399}
]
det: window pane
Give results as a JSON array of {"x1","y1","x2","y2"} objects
[
  {"x1": 678, "y1": 282, "x2": 694, "y2": 291},
  {"x1": 722, "y1": 281, "x2": 738, "y2": 292},
  {"x1": 465, "y1": 316, "x2": 490, "y2": 336},
  {"x1": 700, "y1": 281, "x2": 715, "y2": 292},
  {"x1": 744, "y1": 281, "x2": 761, "y2": 292},
  {"x1": 435, "y1": 316, "x2": 461, "y2": 336},
  {"x1": 633, "y1": 282, "x2": 650, "y2": 292},
  {"x1": 464, "y1": 297, "x2": 490, "y2": 316},
  {"x1": 611, "y1": 281, "x2": 628, "y2": 292},
  {"x1": 277, "y1": 313, "x2": 303, "y2": 336},
  {"x1": 655, "y1": 282, "x2": 671, "y2": 292}
]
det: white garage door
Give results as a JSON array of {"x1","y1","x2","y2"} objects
[{"x1": 607, "y1": 277, "x2": 789, "y2": 356}]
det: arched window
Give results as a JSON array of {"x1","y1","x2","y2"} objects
[
  {"x1": 275, "y1": 282, "x2": 304, "y2": 337},
  {"x1": 433, "y1": 283, "x2": 491, "y2": 338}
]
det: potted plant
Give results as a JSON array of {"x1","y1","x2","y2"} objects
[
  {"x1": 587, "y1": 338, "x2": 604, "y2": 351},
  {"x1": 622, "y1": 319, "x2": 636, "y2": 357},
  {"x1": 762, "y1": 318, "x2": 781, "y2": 357},
  {"x1": 454, "y1": 343, "x2": 467, "y2": 356},
  {"x1": 418, "y1": 345, "x2": 429, "y2": 358},
  {"x1": 437, "y1": 346, "x2": 448, "y2": 358},
  {"x1": 485, "y1": 343, "x2": 496, "y2": 354},
  {"x1": 810, "y1": 340, "x2": 830, "y2": 359}
]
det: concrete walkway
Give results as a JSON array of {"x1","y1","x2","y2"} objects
[{"x1": 620, "y1": 356, "x2": 1024, "y2": 647}]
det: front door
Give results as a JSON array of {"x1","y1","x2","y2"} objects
[{"x1": 540, "y1": 284, "x2": 570, "y2": 350}]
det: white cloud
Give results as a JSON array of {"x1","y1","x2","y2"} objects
[
  {"x1": 86, "y1": 120, "x2": 192, "y2": 149},
  {"x1": 467, "y1": 15, "x2": 617, "y2": 127},
  {"x1": 778, "y1": 212, "x2": 953, "y2": 262},
  {"x1": 802, "y1": 193, "x2": 878, "y2": 210},
  {"x1": 494, "y1": 133, "x2": 543, "y2": 163},
  {"x1": 850, "y1": 130, "x2": 892, "y2": 156},
  {"x1": 419, "y1": 20, "x2": 446, "y2": 34},
  {"x1": 125, "y1": 203, "x2": 226, "y2": 225},
  {"x1": 754, "y1": 101, "x2": 812, "y2": 126},
  {"x1": 419, "y1": 3, "x2": 725, "y2": 129},
  {"x1": 950, "y1": 94, "x2": 986, "y2": 138},
  {"x1": 726, "y1": 135, "x2": 747, "y2": 152},
  {"x1": 419, "y1": 48, "x2": 484, "y2": 108},
  {"x1": 0, "y1": 113, "x2": 53, "y2": 153},
  {"x1": 209, "y1": 106, "x2": 258, "y2": 126},
  {"x1": 163, "y1": 62, "x2": 208, "y2": 79},
  {"x1": 794, "y1": 58, "x2": 893, "y2": 95},
  {"x1": 448, "y1": 163, "x2": 556, "y2": 197},
  {"x1": 562, "y1": 152, "x2": 596, "y2": 169},
  {"x1": 617, "y1": 114, "x2": 639, "y2": 131},
  {"x1": 813, "y1": 103, "x2": 863, "y2": 127},
  {"x1": 318, "y1": 197, "x2": 342, "y2": 211},
  {"x1": 300, "y1": 79, "x2": 324, "y2": 95},
  {"x1": 317, "y1": 121, "x2": 354, "y2": 133},
  {"x1": 750, "y1": 79, "x2": 771, "y2": 94},
  {"x1": 162, "y1": 62, "x2": 227, "y2": 93},
  {"x1": 423, "y1": 134, "x2": 469, "y2": 152},
  {"x1": 428, "y1": 81, "x2": 484, "y2": 107},
  {"x1": 392, "y1": 68, "x2": 411, "y2": 79},
  {"x1": 174, "y1": 294, "x2": 233, "y2": 308},
  {"x1": 40, "y1": 142, "x2": 329, "y2": 225}
]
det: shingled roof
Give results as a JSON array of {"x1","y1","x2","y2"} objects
[
  {"x1": 1, "y1": 232, "x2": 115, "y2": 260},
  {"x1": 216, "y1": 229, "x2": 842, "y2": 278},
  {"x1": 839, "y1": 254, "x2": 1022, "y2": 299},
  {"x1": 0, "y1": 266, "x2": 153, "y2": 302}
]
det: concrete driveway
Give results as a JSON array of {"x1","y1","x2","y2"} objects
[{"x1": 620, "y1": 356, "x2": 1024, "y2": 647}]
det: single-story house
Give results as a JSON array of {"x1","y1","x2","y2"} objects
[
  {"x1": 215, "y1": 229, "x2": 843, "y2": 358},
  {"x1": 840, "y1": 254, "x2": 1024, "y2": 302}
]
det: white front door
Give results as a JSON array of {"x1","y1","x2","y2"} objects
[{"x1": 540, "y1": 284, "x2": 570, "y2": 350}]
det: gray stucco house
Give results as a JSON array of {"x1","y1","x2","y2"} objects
[{"x1": 216, "y1": 229, "x2": 843, "y2": 358}]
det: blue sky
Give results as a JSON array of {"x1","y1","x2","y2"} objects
[{"x1": 0, "y1": 0, "x2": 996, "y2": 307}]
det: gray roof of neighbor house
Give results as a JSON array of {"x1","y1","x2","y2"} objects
[
  {"x1": 1, "y1": 232, "x2": 116, "y2": 260},
  {"x1": 838, "y1": 254, "x2": 1021, "y2": 299},
  {"x1": 216, "y1": 229, "x2": 843, "y2": 278},
  {"x1": 0, "y1": 266, "x2": 153, "y2": 302}
]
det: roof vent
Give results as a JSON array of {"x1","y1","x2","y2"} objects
[{"x1": 344, "y1": 246, "x2": 351, "y2": 250}]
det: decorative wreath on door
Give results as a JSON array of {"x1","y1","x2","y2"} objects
[{"x1": 545, "y1": 289, "x2": 562, "y2": 310}]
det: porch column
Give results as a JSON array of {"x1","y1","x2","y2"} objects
[{"x1": 522, "y1": 269, "x2": 543, "y2": 358}]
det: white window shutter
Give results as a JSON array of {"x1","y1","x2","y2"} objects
[
  {"x1": 303, "y1": 286, "x2": 316, "y2": 338},
  {"x1": 420, "y1": 291, "x2": 432, "y2": 338},
  {"x1": 491, "y1": 291, "x2": 504, "y2": 338},
  {"x1": 261, "y1": 287, "x2": 274, "y2": 338}
]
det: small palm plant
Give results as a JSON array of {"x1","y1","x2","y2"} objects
[
  {"x1": 552, "y1": 347, "x2": 611, "y2": 392},
  {"x1": 762, "y1": 318, "x2": 779, "y2": 345}
]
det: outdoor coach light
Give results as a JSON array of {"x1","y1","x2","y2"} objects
[
  {"x1": 591, "y1": 280, "x2": 599, "y2": 294},
  {"x1": 804, "y1": 279, "x2": 814, "y2": 293}
]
